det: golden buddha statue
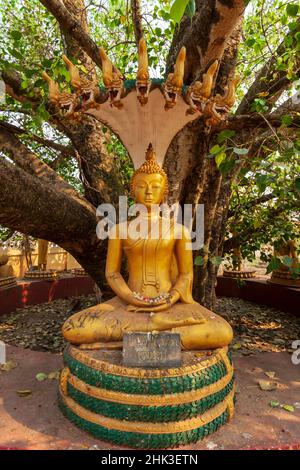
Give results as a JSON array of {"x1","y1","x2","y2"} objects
[
  {"x1": 0, "y1": 253, "x2": 17, "y2": 288},
  {"x1": 269, "y1": 240, "x2": 300, "y2": 287},
  {"x1": 62, "y1": 145, "x2": 233, "y2": 350}
]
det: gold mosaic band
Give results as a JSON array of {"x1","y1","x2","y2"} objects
[
  {"x1": 66, "y1": 365, "x2": 234, "y2": 406},
  {"x1": 0, "y1": 276, "x2": 16, "y2": 288},
  {"x1": 68, "y1": 345, "x2": 229, "y2": 378},
  {"x1": 59, "y1": 386, "x2": 235, "y2": 434}
]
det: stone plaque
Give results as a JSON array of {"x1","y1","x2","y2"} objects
[{"x1": 123, "y1": 332, "x2": 181, "y2": 368}]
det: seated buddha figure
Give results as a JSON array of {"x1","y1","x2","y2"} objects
[{"x1": 62, "y1": 145, "x2": 233, "y2": 350}]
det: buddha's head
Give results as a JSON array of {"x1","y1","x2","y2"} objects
[{"x1": 130, "y1": 144, "x2": 168, "y2": 208}]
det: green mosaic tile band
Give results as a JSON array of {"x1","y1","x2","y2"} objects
[
  {"x1": 66, "y1": 377, "x2": 234, "y2": 422},
  {"x1": 63, "y1": 349, "x2": 229, "y2": 395},
  {"x1": 58, "y1": 396, "x2": 230, "y2": 449}
]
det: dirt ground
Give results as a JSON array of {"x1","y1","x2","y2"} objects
[{"x1": 0, "y1": 345, "x2": 300, "y2": 450}]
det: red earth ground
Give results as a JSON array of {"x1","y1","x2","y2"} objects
[{"x1": 0, "y1": 345, "x2": 300, "y2": 450}]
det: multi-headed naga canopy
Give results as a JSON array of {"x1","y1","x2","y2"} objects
[{"x1": 41, "y1": 38, "x2": 239, "y2": 167}]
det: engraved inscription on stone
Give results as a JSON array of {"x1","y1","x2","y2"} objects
[{"x1": 123, "y1": 332, "x2": 181, "y2": 368}]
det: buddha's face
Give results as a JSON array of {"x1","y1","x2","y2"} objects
[{"x1": 133, "y1": 173, "x2": 165, "y2": 208}]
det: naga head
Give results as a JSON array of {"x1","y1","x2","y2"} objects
[
  {"x1": 62, "y1": 55, "x2": 100, "y2": 109},
  {"x1": 185, "y1": 60, "x2": 218, "y2": 114},
  {"x1": 204, "y1": 75, "x2": 240, "y2": 129},
  {"x1": 42, "y1": 71, "x2": 78, "y2": 117},
  {"x1": 163, "y1": 47, "x2": 186, "y2": 110},
  {"x1": 136, "y1": 38, "x2": 151, "y2": 106},
  {"x1": 99, "y1": 48, "x2": 124, "y2": 108}
]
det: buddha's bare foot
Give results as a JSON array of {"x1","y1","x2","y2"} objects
[{"x1": 78, "y1": 341, "x2": 123, "y2": 350}]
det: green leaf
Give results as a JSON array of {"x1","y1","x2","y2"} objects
[
  {"x1": 185, "y1": 0, "x2": 196, "y2": 19},
  {"x1": 286, "y1": 4, "x2": 299, "y2": 17},
  {"x1": 209, "y1": 144, "x2": 222, "y2": 156},
  {"x1": 219, "y1": 158, "x2": 235, "y2": 175},
  {"x1": 282, "y1": 404, "x2": 295, "y2": 412},
  {"x1": 295, "y1": 177, "x2": 300, "y2": 192},
  {"x1": 256, "y1": 174, "x2": 269, "y2": 193},
  {"x1": 210, "y1": 256, "x2": 223, "y2": 266},
  {"x1": 37, "y1": 106, "x2": 50, "y2": 121},
  {"x1": 217, "y1": 129, "x2": 236, "y2": 143},
  {"x1": 35, "y1": 372, "x2": 47, "y2": 382},
  {"x1": 194, "y1": 255, "x2": 204, "y2": 266},
  {"x1": 7, "y1": 47, "x2": 23, "y2": 60},
  {"x1": 253, "y1": 218, "x2": 262, "y2": 229},
  {"x1": 215, "y1": 152, "x2": 226, "y2": 168},
  {"x1": 266, "y1": 257, "x2": 281, "y2": 274},
  {"x1": 281, "y1": 115, "x2": 293, "y2": 126},
  {"x1": 245, "y1": 38, "x2": 256, "y2": 47},
  {"x1": 284, "y1": 35, "x2": 293, "y2": 47},
  {"x1": 42, "y1": 59, "x2": 53, "y2": 69},
  {"x1": 170, "y1": 0, "x2": 190, "y2": 24},
  {"x1": 10, "y1": 30, "x2": 22, "y2": 41},
  {"x1": 269, "y1": 400, "x2": 280, "y2": 408},
  {"x1": 233, "y1": 148, "x2": 249, "y2": 155}
]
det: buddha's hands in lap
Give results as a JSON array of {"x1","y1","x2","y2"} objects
[{"x1": 127, "y1": 290, "x2": 180, "y2": 312}]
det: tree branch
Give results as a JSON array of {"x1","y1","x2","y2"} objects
[
  {"x1": 236, "y1": 18, "x2": 300, "y2": 115},
  {"x1": 228, "y1": 193, "x2": 277, "y2": 218},
  {"x1": 217, "y1": 112, "x2": 300, "y2": 132},
  {"x1": 0, "y1": 157, "x2": 96, "y2": 243},
  {"x1": 39, "y1": 0, "x2": 102, "y2": 69},
  {"x1": 0, "y1": 125, "x2": 91, "y2": 209},
  {"x1": 131, "y1": 0, "x2": 143, "y2": 46},
  {"x1": 272, "y1": 94, "x2": 300, "y2": 115},
  {"x1": 166, "y1": 0, "x2": 245, "y2": 83},
  {"x1": 0, "y1": 121, "x2": 75, "y2": 157},
  {"x1": 1, "y1": 69, "x2": 41, "y2": 106},
  {"x1": 60, "y1": 0, "x2": 98, "y2": 82}
]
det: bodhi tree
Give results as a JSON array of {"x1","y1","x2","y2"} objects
[{"x1": 0, "y1": 0, "x2": 299, "y2": 308}]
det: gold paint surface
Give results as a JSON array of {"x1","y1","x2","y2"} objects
[{"x1": 62, "y1": 148, "x2": 233, "y2": 351}]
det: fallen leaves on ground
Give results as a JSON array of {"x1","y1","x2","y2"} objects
[
  {"x1": 36, "y1": 372, "x2": 48, "y2": 382},
  {"x1": 265, "y1": 371, "x2": 276, "y2": 378},
  {"x1": 269, "y1": 401, "x2": 295, "y2": 412},
  {"x1": 0, "y1": 295, "x2": 299, "y2": 355},
  {"x1": 269, "y1": 400, "x2": 280, "y2": 408},
  {"x1": 0, "y1": 294, "x2": 98, "y2": 353},
  {"x1": 48, "y1": 370, "x2": 60, "y2": 380},
  {"x1": 16, "y1": 390, "x2": 32, "y2": 397},
  {"x1": 216, "y1": 297, "x2": 300, "y2": 356},
  {"x1": 258, "y1": 379, "x2": 278, "y2": 391},
  {"x1": 0, "y1": 360, "x2": 18, "y2": 372},
  {"x1": 282, "y1": 404, "x2": 295, "y2": 412}
]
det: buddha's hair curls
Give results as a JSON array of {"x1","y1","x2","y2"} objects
[{"x1": 130, "y1": 143, "x2": 169, "y2": 199}]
